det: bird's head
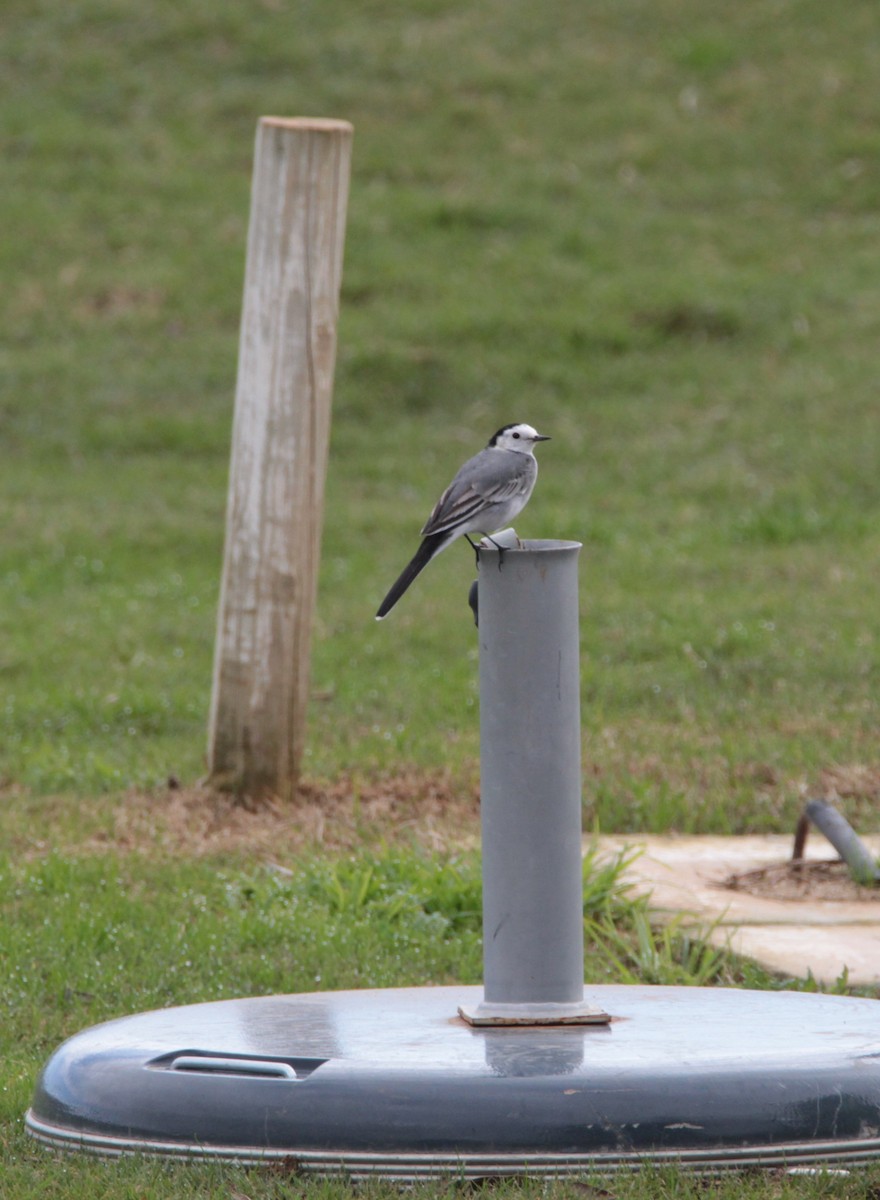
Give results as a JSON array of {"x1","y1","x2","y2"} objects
[{"x1": 488, "y1": 423, "x2": 551, "y2": 452}]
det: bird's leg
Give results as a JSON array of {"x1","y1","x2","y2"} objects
[
  {"x1": 467, "y1": 533, "x2": 506, "y2": 571},
  {"x1": 482, "y1": 533, "x2": 507, "y2": 571}
]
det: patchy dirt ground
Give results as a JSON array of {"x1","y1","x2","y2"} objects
[
  {"x1": 722, "y1": 859, "x2": 880, "y2": 903},
  {"x1": 5, "y1": 758, "x2": 879, "y2": 871},
  {"x1": 10, "y1": 770, "x2": 482, "y2": 862},
  {"x1": 819, "y1": 762, "x2": 880, "y2": 808}
]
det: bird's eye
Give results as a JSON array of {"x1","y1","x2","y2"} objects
[{"x1": 512, "y1": 432, "x2": 520, "y2": 439}]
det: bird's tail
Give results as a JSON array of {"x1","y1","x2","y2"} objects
[{"x1": 375, "y1": 533, "x2": 447, "y2": 620}]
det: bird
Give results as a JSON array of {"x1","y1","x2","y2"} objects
[{"x1": 375, "y1": 422, "x2": 550, "y2": 620}]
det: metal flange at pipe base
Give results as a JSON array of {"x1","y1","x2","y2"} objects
[{"x1": 458, "y1": 998, "x2": 611, "y2": 1026}]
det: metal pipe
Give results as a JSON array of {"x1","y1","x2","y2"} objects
[
  {"x1": 459, "y1": 535, "x2": 610, "y2": 1026},
  {"x1": 803, "y1": 799, "x2": 880, "y2": 886}
]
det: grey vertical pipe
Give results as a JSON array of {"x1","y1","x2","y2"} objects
[{"x1": 459, "y1": 537, "x2": 610, "y2": 1026}]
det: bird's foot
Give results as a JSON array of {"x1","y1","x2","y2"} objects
[
  {"x1": 482, "y1": 533, "x2": 507, "y2": 570},
  {"x1": 469, "y1": 534, "x2": 510, "y2": 570}
]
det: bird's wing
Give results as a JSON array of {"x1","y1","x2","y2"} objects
[{"x1": 421, "y1": 450, "x2": 535, "y2": 538}]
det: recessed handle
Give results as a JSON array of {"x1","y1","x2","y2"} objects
[{"x1": 169, "y1": 1055, "x2": 299, "y2": 1079}]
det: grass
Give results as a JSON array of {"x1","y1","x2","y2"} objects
[
  {"x1": 3, "y1": 0, "x2": 880, "y2": 1194},
  {"x1": 3, "y1": 0, "x2": 880, "y2": 823}
]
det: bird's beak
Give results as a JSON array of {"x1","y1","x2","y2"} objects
[{"x1": 534, "y1": 434, "x2": 551, "y2": 442}]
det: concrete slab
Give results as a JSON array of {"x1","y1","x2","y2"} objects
[{"x1": 595, "y1": 835, "x2": 880, "y2": 987}]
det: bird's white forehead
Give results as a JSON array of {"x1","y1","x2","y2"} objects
[{"x1": 505, "y1": 423, "x2": 538, "y2": 437}]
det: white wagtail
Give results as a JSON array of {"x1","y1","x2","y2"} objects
[{"x1": 375, "y1": 422, "x2": 550, "y2": 620}]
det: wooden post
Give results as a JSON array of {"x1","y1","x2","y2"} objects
[{"x1": 207, "y1": 117, "x2": 353, "y2": 801}]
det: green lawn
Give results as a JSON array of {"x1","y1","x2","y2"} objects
[
  {"x1": 4, "y1": 0, "x2": 880, "y2": 820},
  {"x1": 3, "y1": 0, "x2": 880, "y2": 1194}
]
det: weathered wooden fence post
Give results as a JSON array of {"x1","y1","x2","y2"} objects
[{"x1": 208, "y1": 116, "x2": 353, "y2": 801}]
